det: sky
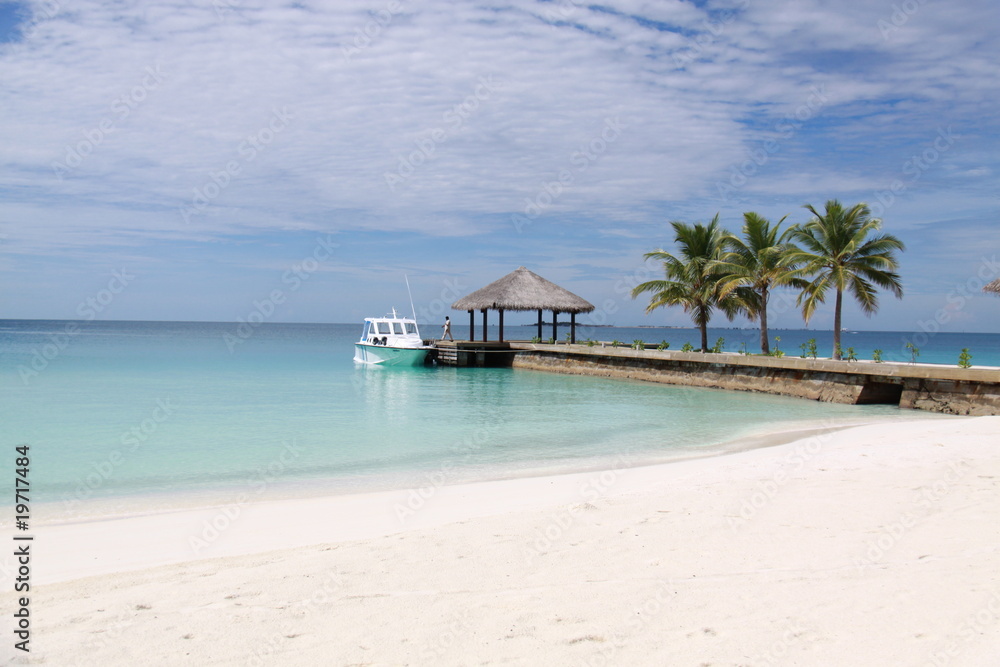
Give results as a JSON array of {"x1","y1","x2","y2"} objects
[{"x1": 1, "y1": 0, "x2": 998, "y2": 332}]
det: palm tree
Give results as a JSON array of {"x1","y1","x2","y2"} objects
[
  {"x1": 715, "y1": 212, "x2": 808, "y2": 354},
  {"x1": 789, "y1": 200, "x2": 905, "y2": 359},
  {"x1": 631, "y1": 215, "x2": 745, "y2": 352}
]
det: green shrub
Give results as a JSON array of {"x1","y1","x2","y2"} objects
[
  {"x1": 656, "y1": 340, "x2": 669, "y2": 351},
  {"x1": 770, "y1": 336, "x2": 783, "y2": 358},
  {"x1": 632, "y1": 339, "x2": 646, "y2": 350},
  {"x1": 681, "y1": 342, "x2": 694, "y2": 352},
  {"x1": 958, "y1": 348, "x2": 972, "y2": 369},
  {"x1": 872, "y1": 348, "x2": 883, "y2": 363},
  {"x1": 710, "y1": 337, "x2": 725, "y2": 354}
]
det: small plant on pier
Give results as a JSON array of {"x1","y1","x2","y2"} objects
[
  {"x1": 547, "y1": 337, "x2": 555, "y2": 345},
  {"x1": 834, "y1": 343, "x2": 843, "y2": 360},
  {"x1": 531, "y1": 336, "x2": 541, "y2": 344},
  {"x1": 657, "y1": 340, "x2": 670, "y2": 351},
  {"x1": 958, "y1": 348, "x2": 972, "y2": 369},
  {"x1": 739, "y1": 341, "x2": 749, "y2": 355},
  {"x1": 799, "y1": 338, "x2": 817, "y2": 359},
  {"x1": 905, "y1": 342, "x2": 920, "y2": 364},
  {"x1": 632, "y1": 339, "x2": 646, "y2": 350},
  {"x1": 611, "y1": 339, "x2": 622, "y2": 348},
  {"x1": 710, "y1": 337, "x2": 725, "y2": 353},
  {"x1": 872, "y1": 348, "x2": 884, "y2": 363},
  {"x1": 845, "y1": 347, "x2": 857, "y2": 362},
  {"x1": 586, "y1": 338, "x2": 596, "y2": 348},
  {"x1": 769, "y1": 336, "x2": 783, "y2": 358},
  {"x1": 681, "y1": 342, "x2": 694, "y2": 352}
]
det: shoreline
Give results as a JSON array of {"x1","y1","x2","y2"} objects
[
  {"x1": 9, "y1": 415, "x2": 1000, "y2": 665},
  {"x1": 4, "y1": 412, "x2": 962, "y2": 587},
  {"x1": 28, "y1": 411, "x2": 941, "y2": 527}
]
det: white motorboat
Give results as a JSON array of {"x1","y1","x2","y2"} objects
[{"x1": 353, "y1": 309, "x2": 431, "y2": 366}]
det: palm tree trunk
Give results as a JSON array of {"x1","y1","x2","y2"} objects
[
  {"x1": 699, "y1": 315, "x2": 709, "y2": 353},
  {"x1": 832, "y1": 288, "x2": 843, "y2": 360},
  {"x1": 759, "y1": 287, "x2": 769, "y2": 355}
]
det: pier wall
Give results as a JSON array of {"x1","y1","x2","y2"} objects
[{"x1": 508, "y1": 344, "x2": 1000, "y2": 416}]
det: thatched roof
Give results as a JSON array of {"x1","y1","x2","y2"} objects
[
  {"x1": 985, "y1": 279, "x2": 1000, "y2": 295},
  {"x1": 452, "y1": 267, "x2": 595, "y2": 313}
]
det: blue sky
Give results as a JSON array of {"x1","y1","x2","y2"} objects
[{"x1": 1, "y1": 0, "x2": 998, "y2": 332}]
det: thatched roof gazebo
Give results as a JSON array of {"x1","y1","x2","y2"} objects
[
  {"x1": 985, "y1": 279, "x2": 1000, "y2": 295},
  {"x1": 451, "y1": 266, "x2": 595, "y2": 343}
]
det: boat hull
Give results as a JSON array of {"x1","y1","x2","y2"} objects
[{"x1": 354, "y1": 343, "x2": 429, "y2": 367}]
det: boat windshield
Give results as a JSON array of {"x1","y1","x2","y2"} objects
[
  {"x1": 404, "y1": 322, "x2": 418, "y2": 335},
  {"x1": 391, "y1": 321, "x2": 404, "y2": 335}
]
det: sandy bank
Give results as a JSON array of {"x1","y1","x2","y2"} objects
[{"x1": 4, "y1": 417, "x2": 1000, "y2": 665}]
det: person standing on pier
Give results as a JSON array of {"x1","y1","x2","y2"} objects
[{"x1": 442, "y1": 316, "x2": 454, "y2": 341}]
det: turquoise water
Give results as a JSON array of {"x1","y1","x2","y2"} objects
[{"x1": 0, "y1": 320, "x2": 973, "y2": 519}]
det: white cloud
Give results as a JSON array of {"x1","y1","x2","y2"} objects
[{"x1": 0, "y1": 0, "x2": 998, "y2": 326}]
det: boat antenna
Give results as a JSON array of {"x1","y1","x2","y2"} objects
[{"x1": 404, "y1": 274, "x2": 418, "y2": 322}]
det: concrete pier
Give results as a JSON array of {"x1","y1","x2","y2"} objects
[{"x1": 506, "y1": 343, "x2": 1000, "y2": 416}]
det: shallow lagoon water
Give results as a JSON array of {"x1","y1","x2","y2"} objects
[{"x1": 0, "y1": 320, "x2": 962, "y2": 519}]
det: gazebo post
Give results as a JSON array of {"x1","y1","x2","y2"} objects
[
  {"x1": 481, "y1": 309, "x2": 488, "y2": 342},
  {"x1": 498, "y1": 308, "x2": 504, "y2": 342},
  {"x1": 570, "y1": 312, "x2": 576, "y2": 344},
  {"x1": 552, "y1": 311, "x2": 558, "y2": 343},
  {"x1": 468, "y1": 309, "x2": 474, "y2": 342},
  {"x1": 536, "y1": 309, "x2": 542, "y2": 341}
]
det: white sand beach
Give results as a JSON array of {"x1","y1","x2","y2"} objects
[{"x1": 5, "y1": 416, "x2": 1000, "y2": 666}]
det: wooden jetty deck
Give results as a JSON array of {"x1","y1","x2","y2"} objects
[{"x1": 426, "y1": 340, "x2": 517, "y2": 367}]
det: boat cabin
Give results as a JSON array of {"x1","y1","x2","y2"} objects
[{"x1": 360, "y1": 312, "x2": 423, "y2": 347}]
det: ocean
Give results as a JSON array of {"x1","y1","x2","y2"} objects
[{"x1": 1, "y1": 319, "x2": 988, "y2": 521}]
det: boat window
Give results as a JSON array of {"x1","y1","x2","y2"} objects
[
  {"x1": 404, "y1": 322, "x2": 418, "y2": 335},
  {"x1": 372, "y1": 322, "x2": 386, "y2": 335},
  {"x1": 392, "y1": 321, "x2": 405, "y2": 335}
]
